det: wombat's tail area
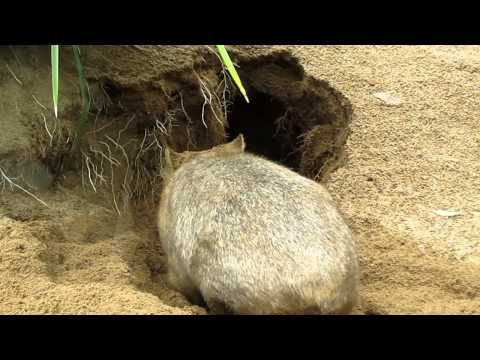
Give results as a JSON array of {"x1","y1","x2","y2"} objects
[
  {"x1": 283, "y1": 301, "x2": 354, "y2": 315},
  {"x1": 290, "y1": 300, "x2": 356, "y2": 315},
  {"x1": 291, "y1": 280, "x2": 358, "y2": 315}
]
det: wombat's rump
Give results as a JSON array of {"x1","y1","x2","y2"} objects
[{"x1": 158, "y1": 135, "x2": 358, "y2": 314}]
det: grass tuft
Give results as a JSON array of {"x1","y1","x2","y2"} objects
[{"x1": 51, "y1": 45, "x2": 59, "y2": 118}]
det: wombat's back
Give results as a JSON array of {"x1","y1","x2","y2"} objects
[{"x1": 160, "y1": 152, "x2": 358, "y2": 314}]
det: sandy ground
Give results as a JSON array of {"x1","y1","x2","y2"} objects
[
  {"x1": 286, "y1": 45, "x2": 480, "y2": 314},
  {"x1": 1, "y1": 45, "x2": 479, "y2": 314}
]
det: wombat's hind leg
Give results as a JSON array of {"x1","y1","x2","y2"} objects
[
  {"x1": 205, "y1": 298, "x2": 234, "y2": 315},
  {"x1": 166, "y1": 268, "x2": 204, "y2": 306},
  {"x1": 332, "y1": 299, "x2": 357, "y2": 315}
]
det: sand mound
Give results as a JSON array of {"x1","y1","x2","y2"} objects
[{"x1": 288, "y1": 45, "x2": 480, "y2": 314}]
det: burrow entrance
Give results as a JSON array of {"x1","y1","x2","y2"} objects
[
  {"x1": 225, "y1": 50, "x2": 354, "y2": 180},
  {"x1": 227, "y1": 90, "x2": 303, "y2": 170}
]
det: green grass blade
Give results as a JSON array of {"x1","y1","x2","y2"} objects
[
  {"x1": 51, "y1": 45, "x2": 60, "y2": 118},
  {"x1": 216, "y1": 45, "x2": 249, "y2": 103},
  {"x1": 72, "y1": 46, "x2": 89, "y2": 108},
  {"x1": 71, "y1": 45, "x2": 91, "y2": 152}
]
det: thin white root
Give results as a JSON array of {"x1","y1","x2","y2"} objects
[
  {"x1": 116, "y1": 114, "x2": 136, "y2": 144},
  {"x1": 203, "y1": 46, "x2": 234, "y2": 120},
  {"x1": 82, "y1": 152, "x2": 97, "y2": 193},
  {"x1": 41, "y1": 113, "x2": 55, "y2": 147},
  {"x1": 196, "y1": 71, "x2": 224, "y2": 128},
  {"x1": 32, "y1": 95, "x2": 48, "y2": 111},
  {"x1": 5, "y1": 63, "x2": 23, "y2": 86},
  {"x1": 105, "y1": 135, "x2": 131, "y2": 197},
  {"x1": 0, "y1": 167, "x2": 48, "y2": 208},
  {"x1": 9, "y1": 46, "x2": 22, "y2": 67},
  {"x1": 179, "y1": 91, "x2": 192, "y2": 124}
]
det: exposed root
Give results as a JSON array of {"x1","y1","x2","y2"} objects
[
  {"x1": 41, "y1": 113, "x2": 58, "y2": 147},
  {"x1": 206, "y1": 45, "x2": 236, "y2": 121},
  {"x1": 32, "y1": 95, "x2": 48, "y2": 111},
  {"x1": 130, "y1": 126, "x2": 164, "y2": 203},
  {"x1": 0, "y1": 167, "x2": 48, "y2": 208},
  {"x1": 5, "y1": 63, "x2": 23, "y2": 86},
  {"x1": 76, "y1": 112, "x2": 166, "y2": 213},
  {"x1": 195, "y1": 70, "x2": 226, "y2": 129}
]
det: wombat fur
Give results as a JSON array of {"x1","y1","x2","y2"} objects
[{"x1": 157, "y1": 134, "x2": 359, "y2": 315}]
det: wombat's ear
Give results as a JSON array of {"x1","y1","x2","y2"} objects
[
  {"x1": 225, "y1": 134, "x2": 246, "y2": 153},
  {"x1": 162, "y1": 146, "x2": 174, "y2": 176},
  {"x1": 162, "y1": 146, "x2": 182, "y2": 177},
  {"x1": 169, "y1": 149, "x2": 187, "y2": 169}
]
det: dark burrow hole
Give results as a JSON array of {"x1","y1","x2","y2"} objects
[
  {"x1": 227, "y1": 90, "x2": 303, "y2": 170},
  {"x1": 102, "y1": 80, "x2": 122, "y2": 99}
]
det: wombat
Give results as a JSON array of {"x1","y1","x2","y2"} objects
[{"x1": 157, "y1": 134, "x2": 359, "y2": 314}]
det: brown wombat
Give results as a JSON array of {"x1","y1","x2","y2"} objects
[{"x1": 157, "y1": 134, "x2": 359, "y2": 314}]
